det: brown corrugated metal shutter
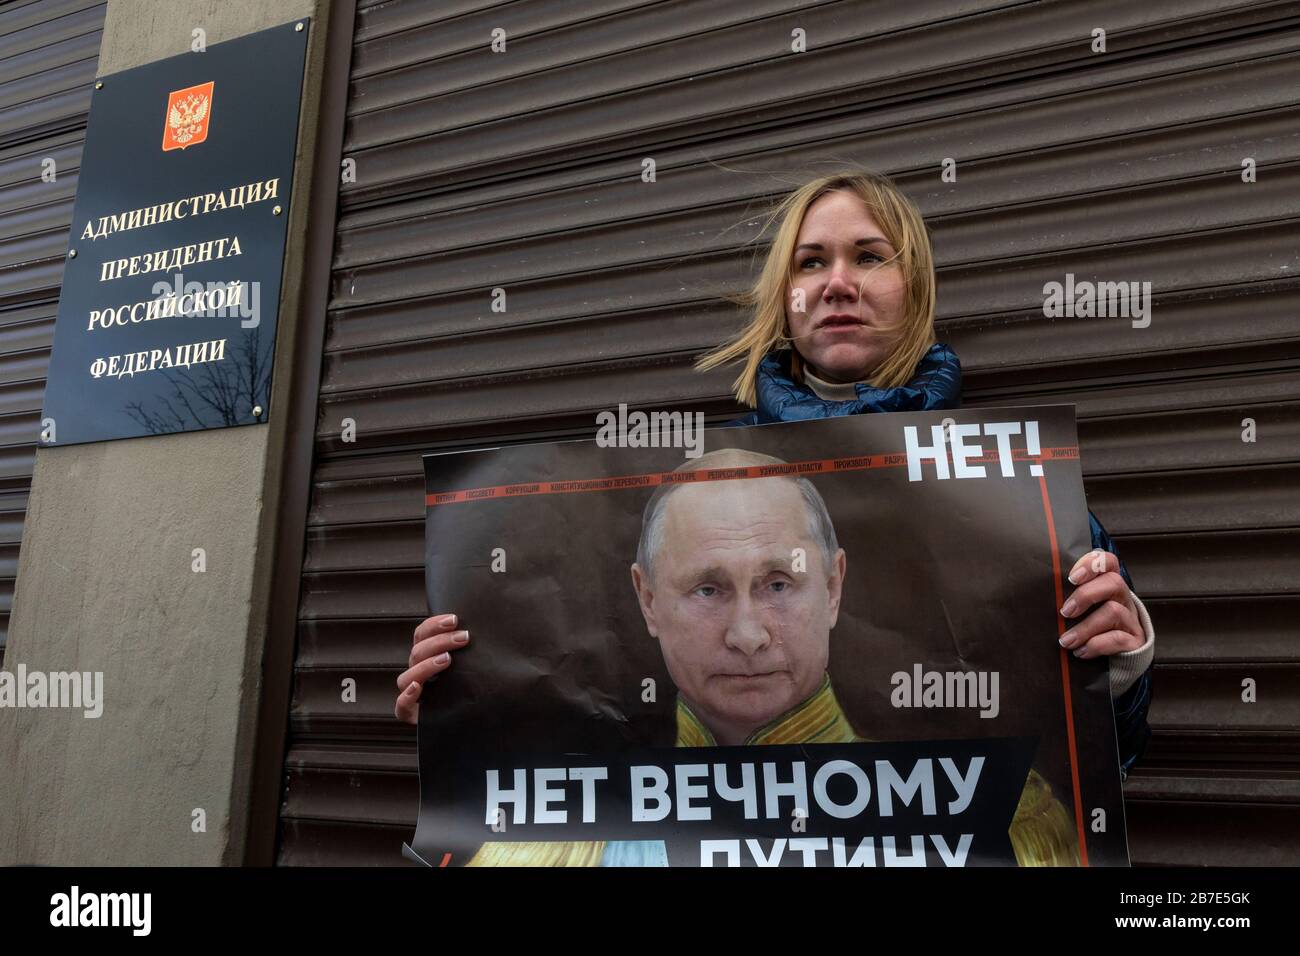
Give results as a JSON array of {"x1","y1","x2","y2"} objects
[
  {"x1": 278, "y1": 0, "x2": 1300, "y2": 865},
  {"x1": 0, "y1": 0, "x2": 106, "y2": 666}
]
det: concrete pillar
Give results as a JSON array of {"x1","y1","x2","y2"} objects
[{"x1": 0, "y1": 0, "x2": 337, "y2": 865}]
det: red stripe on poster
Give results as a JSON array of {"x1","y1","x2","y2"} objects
[
  {"x1": 1037, "y1": 472, "x2": 1090, "y2": 867},
  {"x1": 425, "y1": 446, "x2": 1080, "y2": 507}
]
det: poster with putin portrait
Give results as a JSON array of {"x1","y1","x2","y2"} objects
[{"x1": 407, "y1": 405, "x2": 1130, "y2": 867}]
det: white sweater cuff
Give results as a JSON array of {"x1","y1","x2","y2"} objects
[{"x1": 1109, "y1": 590, "x2": 1155, "y2": 698}]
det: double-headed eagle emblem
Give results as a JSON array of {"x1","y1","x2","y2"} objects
[{"x1": 162, "y1": 81, "x2": 214, "y2": 151}]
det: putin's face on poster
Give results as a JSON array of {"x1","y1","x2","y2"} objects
[{"x1": 629, "y1": 451, "x2": 847, "y2": 746}]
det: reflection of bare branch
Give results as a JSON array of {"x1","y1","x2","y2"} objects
[
  {"x1": 124, "y1": 328, "x2": 272, "y2": 434},
  {"x1": 124, "y1": 397, "x2": 185, "y2": 434}
]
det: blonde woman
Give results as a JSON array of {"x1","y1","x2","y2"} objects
[
  {"x1": 397, "y1": 171, "x2": 1155, "y2": 859},
  {"x1": 696, "y1": 169, "x2": 1152, "y2": 766}
]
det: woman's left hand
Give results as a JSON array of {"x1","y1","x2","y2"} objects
[{"x1": 1058, "y1": 550, "x2": 1145, "y2": 658}]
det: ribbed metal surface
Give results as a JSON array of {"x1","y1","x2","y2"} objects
[
  {"x1": 279, "y1": 0, "x2": 1300, "y2": 865},
  {"x1": 0, "y1": 0, "x2": 105, "y2": 660}
]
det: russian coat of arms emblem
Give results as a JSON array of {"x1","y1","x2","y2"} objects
[{"x1": 162, "y1": 81, "x2": 214, "y2": 151}]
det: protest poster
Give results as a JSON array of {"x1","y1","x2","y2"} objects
[{"x1": 408, "y1": 405, "x2": 1128, "y2": 867}]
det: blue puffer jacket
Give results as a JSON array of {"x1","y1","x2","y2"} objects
[{"x1": 725, "y1": 343, "x2": 1153, "y2": 775}]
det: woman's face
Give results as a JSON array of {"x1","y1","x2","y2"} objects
[{"x1": 785, "y1": 190, "x2": 908, "y2": 383}]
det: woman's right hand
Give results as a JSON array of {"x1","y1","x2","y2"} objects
[{"x1": 394, "y1": 613, "x2": 469, "y2": 725}]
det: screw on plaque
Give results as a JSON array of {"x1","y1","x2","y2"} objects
[
  {"x1": 95, "y1": 81, "x2": 103, "y2": 89},
  {"x1": 253, "y1": 405, "x2": 263, "y2": 417},
  {"x1": 68, "y1": 250, "x2": 77, "y2": 259},
  {"x1": 295, "y1": 22, "x2": 304, "y2": 32},
  {"x1": 273, "y1": 205, "x2": 282, "y2": 215}
]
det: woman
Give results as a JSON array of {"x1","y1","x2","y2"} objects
[{"x1": 397, "y1": 169, "x2": 1154, "y2": 778}]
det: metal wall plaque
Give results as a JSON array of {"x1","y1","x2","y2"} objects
[{"x1": 39, "y1": 19, "x2": 310, "y2": 446}]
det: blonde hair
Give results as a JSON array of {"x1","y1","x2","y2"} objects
[{"x1": 696, "y1": 170, "x2": 938, "y2": 407}]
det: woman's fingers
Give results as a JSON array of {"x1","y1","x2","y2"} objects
[
  {"x1": 409, "y1": 628, "x2": 469, "y2": 668},
  {"x1": 1059, "y1": 554, "x2": 1146, "y2": 659},
  {"x1": 413, "y1": 613, "x2": 459, "y2": 646},
  {"x1": 1059, "y1": 599, "x2": 1142, "y2": 654},
  {"x1": 394, "y1": 614, "x2": 467, "y2": 725},
  {"x1": 393, "y1": 654, "x2": 453, "y2": 725},
  {"x1": 1072, "y1": 628, "x2": 1145, "y2": 659},
  {"x1": 1060, "y1": 569, "x2": 1132, "y2": 620},
  {"x1": 394, "y1": 680, "x2": 422, "y2": 724},
  {"x1": 1066, "y1": 549, "x2": 1118, "y2": 587},
  {"x1": 396, "y1": 649, "x2": 454, "y2": 693}
]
